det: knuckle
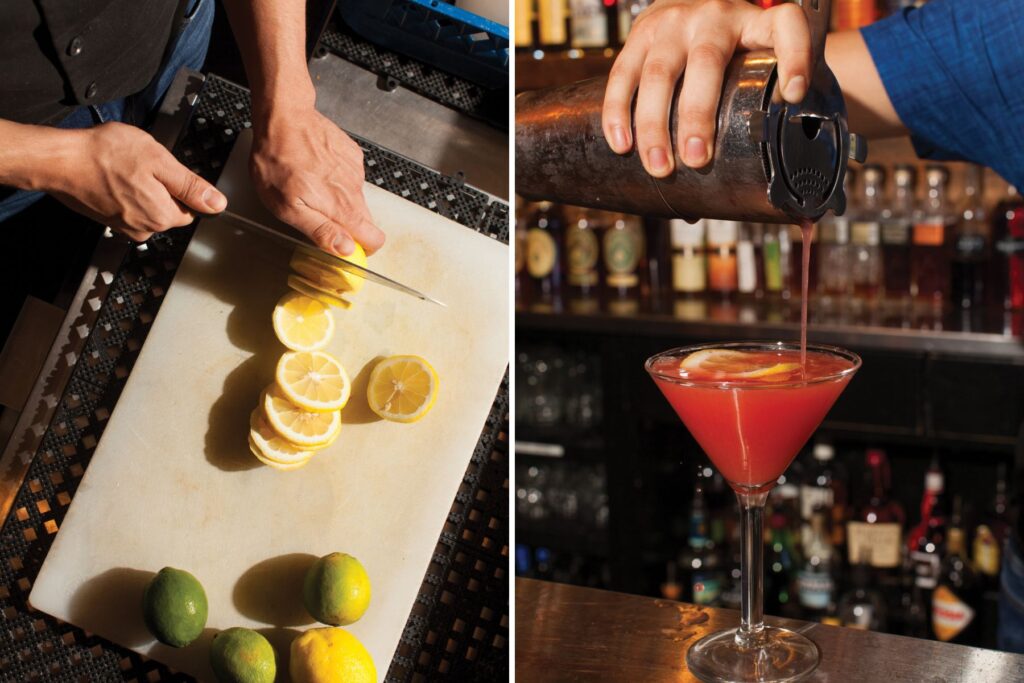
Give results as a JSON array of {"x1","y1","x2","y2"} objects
[
  {"x1": 689, "y1": 42, "x2": 727, "y2": 70},
  {"x1": 771, "y1": 3, "x2": 804, "y2": 22},
  {"x1": 700, "y1": 0, "x2": 734, "y2": 20},
  {"x1": 679, "y1": 108, "x2": 716, "y2": 134},
  {"x1": 177, "y1": 172, "x2": 200, "y2": 200},
  {"x1": 641, "y1": 58, "x2": 676, "y2": 83},
  {"x1": 310, "y1": 220, "x2": 337, "y2": 247}
]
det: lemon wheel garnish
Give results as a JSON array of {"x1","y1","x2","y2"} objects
[
  {"x1": 248, "y1": 436, "x2": 308, "y2": 471},
  {"x1": 262, "y1": 383, "x2": 341, "y2": 447},
  {"x1": 287, "y1": 274, "x2": 352, "y2": 310},
  {"x1": 681, "y1": 349, "x2": 801, "y2": 380},
  {"x1": 272, "y1": 292, "x2": 335, "y2": 352},
  {"x1": 367, "y1": 355, "x2": 439, "y2": 423},
  {"x1": 292, "y1": 243, "x2": 368, "y2": 294},
  {"x1": 275, "y1": 351, "x2": 351, "y2": 413},
  {"x1": 249, "y1": 408, "x2": 318, "y2": 467}
]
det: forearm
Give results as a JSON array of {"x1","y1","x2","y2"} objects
[
  {"x1": 825, "y1": 30, "x2": 906, "y2": 140},
  {"x1": 0, "y1": 119, "x2": 83, "y2": 192},
  {"x1": 221, "y1": 0, "x2": 315, "y2": 125}
]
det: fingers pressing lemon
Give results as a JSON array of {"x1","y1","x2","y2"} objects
[{"x1": 286, "y1": 243, "x2": 368, "y2": 308}]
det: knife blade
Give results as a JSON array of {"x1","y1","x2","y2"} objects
[{"x1": 218, "y1": 208, "x2": 447, "y2": 307}]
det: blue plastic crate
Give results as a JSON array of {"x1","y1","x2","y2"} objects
[{"x1": 339, "y1": 0, "x2": 509, "y2": 89}]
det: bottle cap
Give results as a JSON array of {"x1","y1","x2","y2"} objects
[
  {"x1": 926, "y1": 470, "x2": 944, "y2": 492},
  {"x1": 813, "y1": 443, "x2": 835, "y2": 461}
]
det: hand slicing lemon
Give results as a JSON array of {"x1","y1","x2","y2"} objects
[
  {"x1": 368, "y1": 355, "x2": 439, "y2": 423},
  {"x1": 681, "y1": 349, "x2": 801, "y2": 380}
]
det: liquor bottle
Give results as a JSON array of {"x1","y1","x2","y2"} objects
[
  {"x1": 643, "y1": 218, "x2": 671, "y2": 310},
  {"x1": 882, "y1": 165, "x2": 915, "y2": 305},
  {"x1": 538, "y1": 0, "x2": 570, "y2": 48},
  {"x1": 797, "y1": 506, "x2": 837, "y2": 621},
  {"x1": 952, "y1": 165, "x2": 989, "y2": 308},
  {"x1": 911, "y1": 165, "x2": 955, "y2": 308},
  {"x1": 765, "y1": 485, "x2": 802, "y2": 617},
  {"x1": 527, "y1": 201, "x2": 566, "y2": 310},
  {"x1": 565, "y1": 207, "x2": 602, "y2": 304},
  {"x1": 515, "y1": 0, "x2": 536, "y2": 48},
  {"x1": 909, "y1": 460, "x2": 948, "y2": 629},
  {"x1": 974, "y1": 464, "x2": 1011, "y2": 588},
  {"x1": 515, "y1": 198, "x2": 531, "y2": 306},
  {"x1": 991, "y1": 185, "x2": 1024, "y2": 310},
  {"x1": 706, "y1": 220, "x2": 739, "y2": 298},
  {"x1": 847, "y1": 449, "x2": 904, "y2": 577},
  {"x1": 569, "y1": 0, "x2": 608, "y2": 48},
  {"x1": 763, "y1": 224, "x2": 784, "y2": 297},
  {"x1": 617, "y1": 0, "x2": 650, "y2": 43},
  {"x1": 603, "y1": 213, "x2": 644, "y2": 309},
  {"x1": 670, "y1": 219, "x2": 707, "y2": 315},
  {"x1": 737, "y1": 223, "x2": 760, "y2": 299},
  {"x1": 817, "y1": 191, "x2": 853, "y2": 305},
  {"x1": 932, "y1": 497, "x2": 983, "y2": 645},
  {"x1": 683, "y1": 465, "x2": 723, "y2": 605},
  {"x1": 850, "y1": 165, "x2": 885, "y2": 304},
  {"x1": 799, "y1": 443, "x2": 842, "y2": 552},
  {"x1": 838, "y1": 554, "x2": 887, "y2": 631}
]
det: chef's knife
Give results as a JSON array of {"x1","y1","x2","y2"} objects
[{"x1": 218, "y1": 208, "x2": 446, "y2": 307}]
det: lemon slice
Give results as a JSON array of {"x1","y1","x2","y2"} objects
[
  {"x1": 248, "y1": 436, "x2": 308, "y2": 471},
  {"x1": 249, "y1": 408, "x2": 318, "y2": 467},
  {"x1": 287, "y1": 275, "x2": 352, "y2": 310},
  {"x1": 681, "y1": 349, "x2": 800, "y2": 380},
  {"x1": 272, "y1": 292, "x2": 335, "y2": 353},
  {"x1": 367, "y1": 355, "x2": 439, "y2": 423},
  {"x1": 263, "y1": 383, "x2": 341, "y2": 447},
  {"x1": 292, "y1": 243, "x2": 368, "y2": 294},
  {"x1": 275, "y1": 351, "x2": 351, "y2": 413}
]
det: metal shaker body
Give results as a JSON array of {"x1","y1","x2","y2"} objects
[{"x1": 515, "y1": 3, "x2": 866, "y2": 223}]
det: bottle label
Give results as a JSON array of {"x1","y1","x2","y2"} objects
[
  {"x1": 797, "y1": 570, "x2": 833, "y2": 609},
  {"x1": 763, "y1": 239, "x2": 782, "y2": 291},
  {"x1": 692, "y1": 574, "x2": 721, "y2": 605},
  {"x1": 737, "y1": 241, "x2": 756, "y2": 293},
  {"x1": 707, "y1": 247, "x2": 737, "y2": 292},
  {"x1": 569, "y1": 0, "x2": 608, "y2": 47},
  {"x1": 911, "y1": 550, "x2": 941, "y2": 589},
  {"x1": 527, "y1": 228, "x2": 558, "y2": 278},
  {"x1": 672, "y1": 249, "x2": 706, "y2": 293},
  {"x1": 567, "y1": 228, "x2": 599, "y2": 286},
  {"x1": 955, "y1": 233, "x2": 986, "y2": 257},
  {"x1": 932, "y1": 585, "x2": 975, "y2": 642},
  {"x1": 846, "y1": 522, "x2": 901, "y2": 568},
  {"x1": 800, "y1": 485, "x2": 834, "y2": 521},
  {"x1": 913, "y1": 222, "x2": 946, "y2": 246},
  {"x1": 973, "y1": 529, "x2": 1001, "y2": 576},
  {"x1": 882, "y1": 222, "x2": 911, "y2": 246},
  {"x1": 538, "y1": 0, "x2": 569, "y2": 44},
  {"x1": 852, "y1": 221, "x2": 881, "y2": 246},
  {"x1": 604, "y1": 224, "x2": 642, "y2": 287}
]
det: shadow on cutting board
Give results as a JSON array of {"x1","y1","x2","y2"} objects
[
  {"x1": 205, "y1": 354, "x2": 270, "y2": 472},
  {"x1": 233, "y1": 553, "x2": 318, "y2": 627},
  {"x1": 258, "y1": 626, "x2": 302, "y2": 681},
  {"x1": 68, "y1": 567, "x2": 155, "y2": 648},
  {"x1": 343, "y1": 356, "x2": 384, "y2": 426}
]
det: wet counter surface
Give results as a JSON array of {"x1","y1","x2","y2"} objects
[{"x1": 516, "y1": 578, "x2": 1024, "y2": 682}]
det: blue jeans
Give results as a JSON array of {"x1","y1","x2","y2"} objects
[
  {"x1": 0, "y1": 0, "x2": 214, "y2": 222},
  {"x1": 999, "y1": 535, "x2": 1024, "y2": 653}
]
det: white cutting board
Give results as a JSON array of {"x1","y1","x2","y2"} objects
[{"x1": 30, "y1": 131, "x2": 508, "y2": 681}]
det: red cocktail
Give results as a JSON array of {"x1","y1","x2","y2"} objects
[{"x1": 646, "y1": 342, "x2": 860, "y2": 683}]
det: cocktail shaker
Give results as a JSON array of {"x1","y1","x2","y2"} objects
[{"x1": 515, "y1": 0, "x2": 867, "y2": 223}]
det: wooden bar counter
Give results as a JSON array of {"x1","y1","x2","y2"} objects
[{"x1": 516, "y1": 578, "x2": 1024, "y2": 682}]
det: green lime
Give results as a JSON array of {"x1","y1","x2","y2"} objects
[
  {"x1": 142, "y1": 567, "x2": 208, "y2": 647},
  {"x1": 210, "y1": 627, "x2": 276, "y2": 683},
  {"x1": 302, "y1": 553, "x2": 371, "y2": 626}
]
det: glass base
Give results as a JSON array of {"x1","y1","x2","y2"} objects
[{"x1": 685, "y1": 626, "x2": 820, "y2": 683}]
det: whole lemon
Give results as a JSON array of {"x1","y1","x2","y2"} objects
[
  {"x1": 209, "y1": 627, "x2": 276, "y2": 683},
  {"x1": 303, "y1": 553, "x2": 371, "y2": 626},
  {"x1": 142, "y1": 567, "x2": 208, "y2": 647},
  {"x1": 290, "y1": 627, "x2": 376, "y2": 683}
]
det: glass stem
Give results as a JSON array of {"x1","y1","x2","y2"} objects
[{"x1": 736, "y1": 490, "x2": 770, "y2": 649}]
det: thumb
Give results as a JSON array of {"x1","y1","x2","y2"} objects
[{"x1": 158, "y1": 162, "x2": 228, "y2": 214}]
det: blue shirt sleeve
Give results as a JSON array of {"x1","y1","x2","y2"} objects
[{"x1": 860, "y1": 0, "x2": 1024, "y2": 188}]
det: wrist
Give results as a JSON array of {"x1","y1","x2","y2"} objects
[
  {"x1": 0, "y1": 123, "x2": 85, "y2": 192},
  {"x1": 251, "y1": 76, "x2": 317, "y2": 133}
]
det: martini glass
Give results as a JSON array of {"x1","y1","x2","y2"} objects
[{"x1": 646, "y1": 341, "x2": 860, "y2": 683}]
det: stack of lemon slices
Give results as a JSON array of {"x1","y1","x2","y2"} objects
[
  {"x1": 249, "y1": 245, "x2": 442, "y2": 471},
  {"x1": 247, "y1": 291, "x2": 351, "y2": 470}
]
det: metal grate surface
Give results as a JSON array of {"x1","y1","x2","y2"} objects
[
  {"x1": 0, "y1": 74, "x2": 507, "y2": 682},
  {"x1": 319, "y1": 18, "x2": 507, "y2": 132}
]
